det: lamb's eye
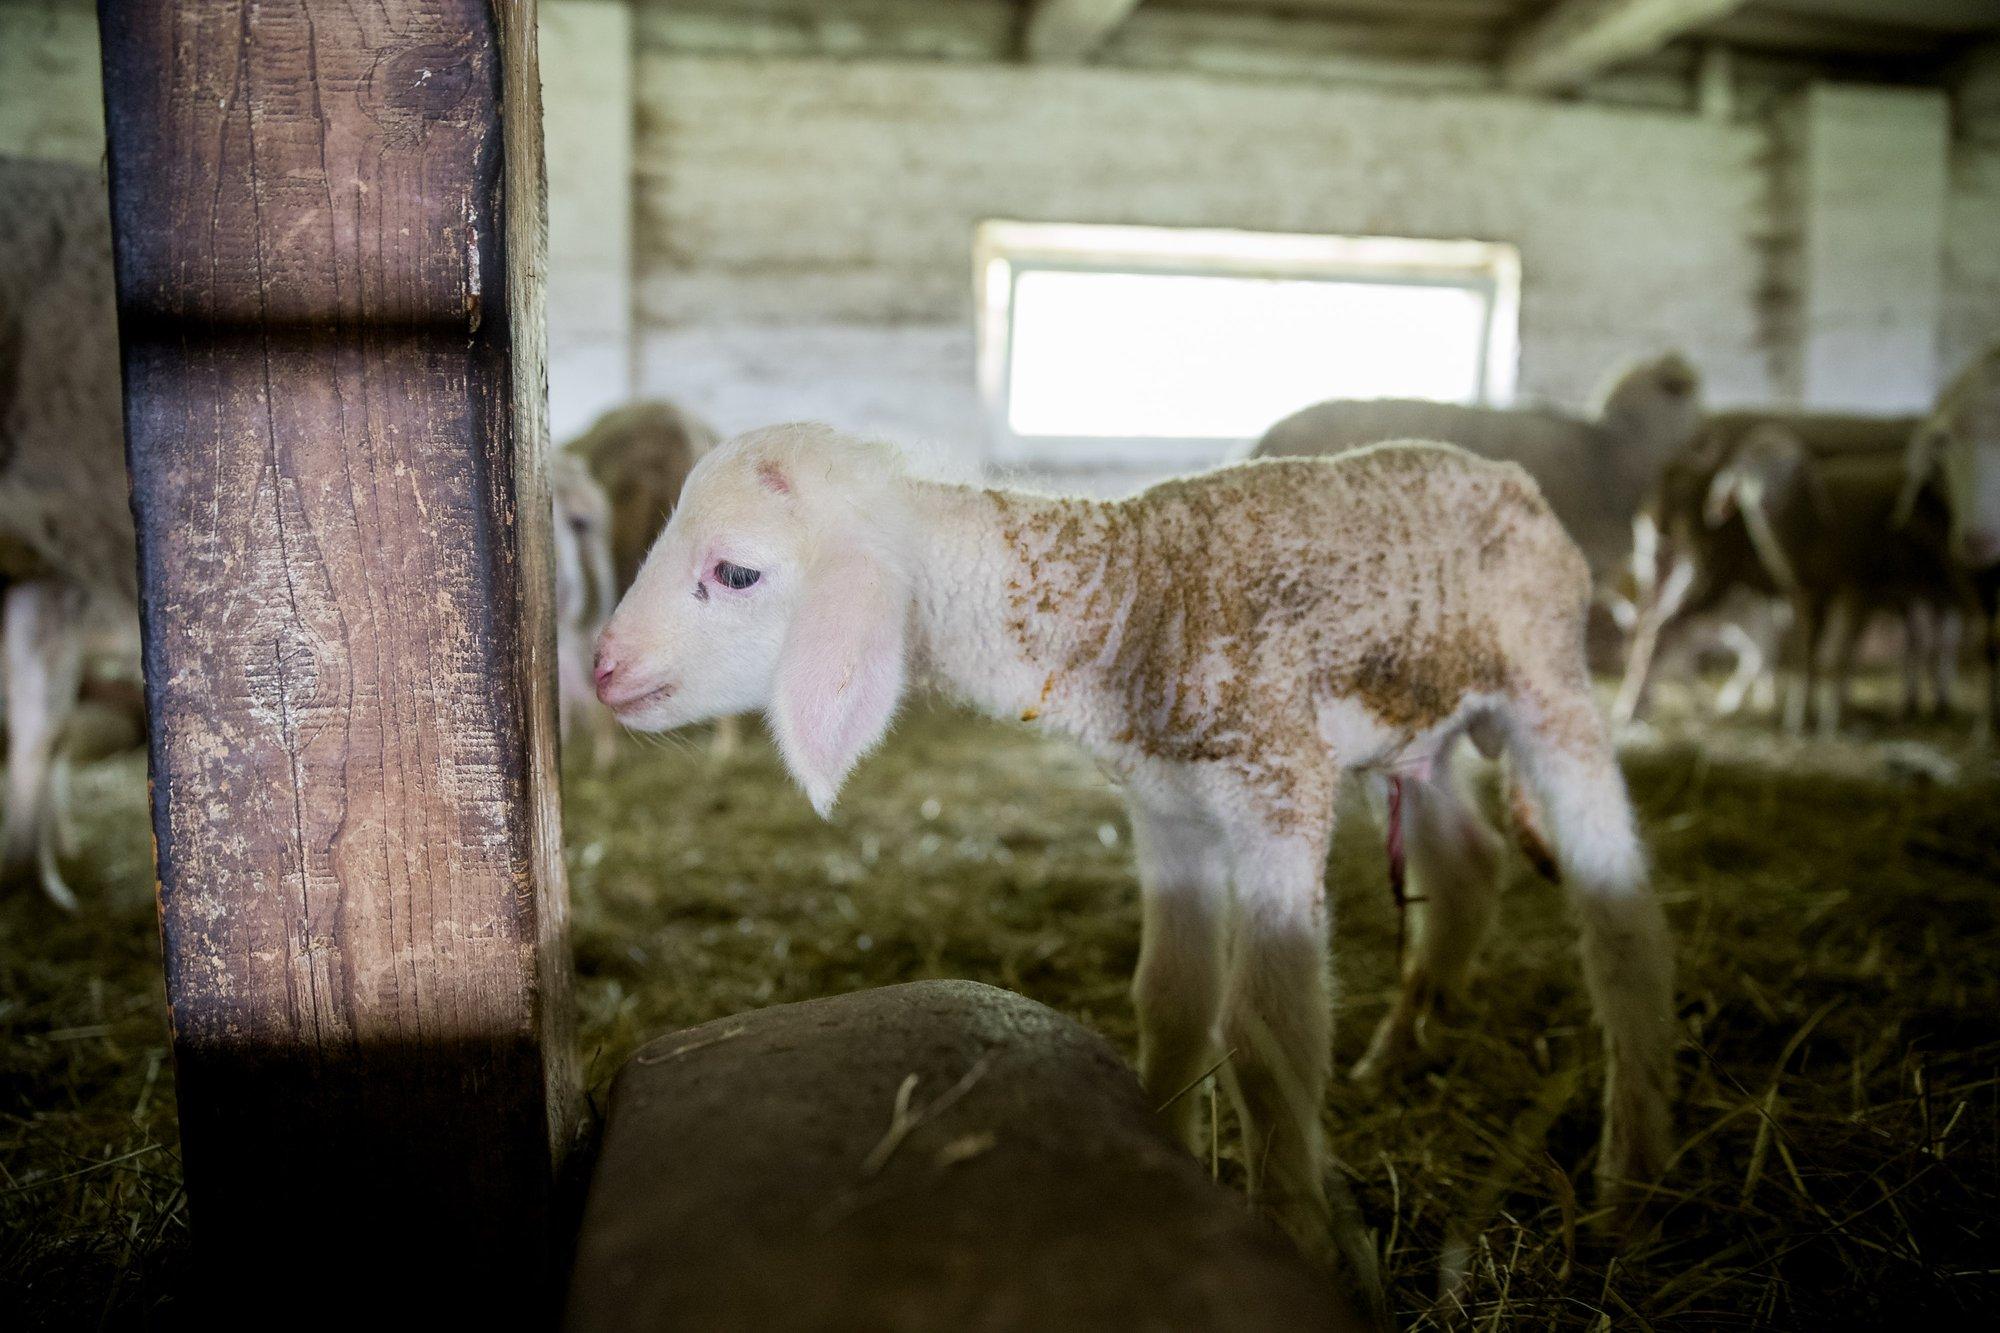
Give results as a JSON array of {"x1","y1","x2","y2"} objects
[
  {"x1": 568, "y1": 516, "x2": 591, "y2": 535},
  {"x1": 714, "y1": 561, "x2": 761, "y2": 590}
]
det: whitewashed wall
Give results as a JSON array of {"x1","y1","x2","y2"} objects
[
  {"x1": 1943, "y1": 130, "x2": 2000, "y2": 387},
  {"x1": 4, "y1": 1, "x2": 1996, "y2": 462},
  {"x1": 542, "y1": 0, "x2": 637, "y2": 441},
  {"x1": 632, "y1": 53, "x2": 1779, "y2": 464}
]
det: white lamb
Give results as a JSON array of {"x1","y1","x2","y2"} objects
[{"x1": 592, "y1": 424, "x2": 1677, "y2": 1256}]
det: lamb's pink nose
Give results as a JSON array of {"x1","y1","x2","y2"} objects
[{"x1": 592, "y1": 648, "x2": 622, "y2": 703}]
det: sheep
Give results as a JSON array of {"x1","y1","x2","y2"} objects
[
  {"x1": 568, "y1": 401, "x2": 721, "y2": 592},
  {"x1": 1255, "y1": 353, "x2": 1704, "y2": 594},
  {"x1": 550, "y1": 401, "x2": 729, "y2": 766},
  {"x1": 1617, "y1": 410, "x2": 1971, "y2": 730},
  {"x1": 1705, "y1": 420, "x2": 1970, "y2": 735},
  {"x1": 551, "y1": 449, "x2": 618, "y2": 758},
  {"x1": 591, "y1": 423, "x2": 1677, "y2": 1260},
  {"x1": 0, "y1": 157, "x2": 138, "y2": 910},
  {"x1": 1612, "y1": 431, "x2": 1788, "y2": 725},
  {"x1": 1899, "y1": 345, "x2": 2000, "y2": 731}
]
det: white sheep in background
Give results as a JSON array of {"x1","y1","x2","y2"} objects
[
  {"x1": 1, "y1": 157, "x2": 139, "y2": 911},
  {"x1": 551, "y1": 401, "x2": 732, "y2": 768},
  {"x1": 1256, "y1": 353, "x2": 1704, "y2": 595},
  {"x1": 1707, "y1": 424, "x2": 1970, "y2": 735},
  {"x1": 1900, "y1": 345, "x2": 2000, "y2": 732},
  {"x1": 592, "y1": 424, "x2": 1677, "y2": 1258},
  {"x1": 551, "y1": 449, "x2": 618, "y2": 755}
]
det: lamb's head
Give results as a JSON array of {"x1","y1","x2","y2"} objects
[
  {"x1": 593, "y1": 423, "x2": 915, "y2": 814},
  {"x1": 1597, "y1": 352, "x2": 1703, "y2": 455}
]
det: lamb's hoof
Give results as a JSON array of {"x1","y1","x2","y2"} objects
[
  {"x1": 1594, "y1": 1121, "x2": 1672, "y2": 1236},
  {"x1": 1261, "y1": 1181, "x2": 1389, "y2": 1330}
]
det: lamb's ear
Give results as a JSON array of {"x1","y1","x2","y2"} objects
[{"x1": 769, "y1": 549, "x2": 909, "y2": 817}]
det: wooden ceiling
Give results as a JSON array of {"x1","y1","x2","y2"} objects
[
  {"x1": 1051, "y1": 0, "x2": 2000, "y2": 84},
  {"x1": 631, "y1": 2, "x2": 1999, "y2": 94}
]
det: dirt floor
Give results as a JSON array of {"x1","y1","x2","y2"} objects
[{"x1": 4, "y1": 684, "x2": 2000, "y2": 1328}]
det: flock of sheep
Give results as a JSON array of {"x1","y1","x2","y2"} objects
[{"x1": 5, "y1": 151, "x2": 2000, "y2": 1267}]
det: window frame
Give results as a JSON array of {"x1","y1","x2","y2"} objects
[{"x1": 974, "y1": 220, "x2": 1522, "y2": 471}]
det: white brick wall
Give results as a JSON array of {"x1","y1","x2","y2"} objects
[
  {"x1": 3, "y1": 7, "x2": 1994, "y2": 455},
  {"x1": 633, "y1": 54, "x2": 1777, "y2": 461},
  {"x1": 1790, "y1": 85, "x2": 1949, "y2": 413},
  {"x1": 542, "y1": 0, "x2": 638, "y2": 441}
]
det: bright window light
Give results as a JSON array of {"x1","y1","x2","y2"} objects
[
  {"x1": 975, "y1": 222, "x2": 1520, "y2": 469},
  {"x1": 1006, "y1": 270, "x2": 1492, "y2": 440}
]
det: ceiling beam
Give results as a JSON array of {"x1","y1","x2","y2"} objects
[
  {"x1": 1024, "y1": 0, "x2": 1145, "y2": 63},
  {"x1": 1503, "y1": 0, "x2": 1751, "y2": 92}
]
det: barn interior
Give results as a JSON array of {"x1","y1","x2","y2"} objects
[{"x1": 3, "y1": 0, "x2": 2000, "y2": 1328}]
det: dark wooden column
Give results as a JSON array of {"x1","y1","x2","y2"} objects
[{"x1": 97, "y1": 1, "x2": 576, "y2": 1311}]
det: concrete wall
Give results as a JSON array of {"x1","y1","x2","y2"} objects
[{"x1": 633, "y1": 52, "x2": 1777, "y2": 465}]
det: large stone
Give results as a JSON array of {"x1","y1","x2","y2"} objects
[{"x1": 565, "y1": 979, "x2": 1361, "y2": 1331}]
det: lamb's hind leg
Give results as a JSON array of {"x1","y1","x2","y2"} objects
[
  {"x1": 1127, "y1": 799, "x2": 1227, "y2": 1153},
  {"x1": 1508, "y1": 690, "x2": 1676, "y2": 1197},
  {"x1": 1352, "y1": 747, "x2": 1503, "y2": 1085},
  {"x1": 1216, "y1": 786, "x2": 1337, "y2": 1255}
]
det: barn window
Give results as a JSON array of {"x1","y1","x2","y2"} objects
[{"x1": 975, "y1": 221, "x2": 1520, "y2": 471}]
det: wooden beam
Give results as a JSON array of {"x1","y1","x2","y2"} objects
[
  {"x1": 1503, "y1": 0, "x2": 1750, "y2": 92},
  {"x1": 1023, "y1": 0, "x2": 1144, "y2": 63},
  {"x1": 97, "y1": 0, "x2": 575, "y2": 1315}
]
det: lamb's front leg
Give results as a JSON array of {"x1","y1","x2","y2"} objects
[
  {"x1": 1128, "y1": 800, "x2": 1228, "y2": 1152},
  {"x1": 1217, "y1": 794, "x2": 1338, "y2": 1258}
]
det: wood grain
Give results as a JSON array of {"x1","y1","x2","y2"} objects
[{"x1": 98, "y1": 0, "x2": 575, "y2": 1311}]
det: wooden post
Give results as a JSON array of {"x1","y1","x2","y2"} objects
[{"x1": 97, "y1": 0, "x2": 575, "y2": 1311}]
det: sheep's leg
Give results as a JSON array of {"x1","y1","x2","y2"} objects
[
  {"x1": 1127, "y1": 799, "x2": 1228, "y2": 1153},
  {"x1": 1612, "y1": 555, "x2": 1695, "y2": 725},
  {"x1": 1217, "y1": 806, "x2": 1337, "y2": 1256},
  {"x1": 1712, "y1": 622, "x2": 1764, "y2": 717},
  {"x1": 1985, "y1": 584, "x2": 2000, "y2": 740},
  {"x1": 1933, "y1": 608, "x2": 1962, "y2": 719},
  {"x1": 1507, "y1": 693, "x2": 1675, "y2": 1198},
  {"x1": 2, "y1": 580, "x2": 85, "y2": 910},
  {"x1": 1783, "y1": 595, "x2": 1826, "y2": 735},
  {"x1": 555, "y1": 625, "x2": 591, "y2": 746},
  {"x1": 1819, "y1": 599, "x2": 1865, "y2": 737},
  {"x1": 1900, "y1": 602, "x2": 1933, "y2": 721},
  {"x1": 1352, "y1": 755, "x2": 1503, "y2": 1085}
]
